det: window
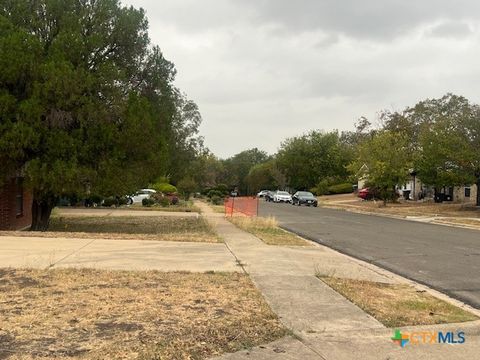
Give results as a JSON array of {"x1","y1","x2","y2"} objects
[
  {"x1": 465, "y1": 187, "x2": 471, "y2": 198},
  {"x1": 15, "y1": 178, "x2": 23, "y2": 217}
]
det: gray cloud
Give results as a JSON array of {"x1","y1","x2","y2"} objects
[
  {"x1": 125, "y1": 0, "x2": 480, "y2": 157},
  {"x1": 428, "y1": 21, "x2": 473, "y2": 38}
]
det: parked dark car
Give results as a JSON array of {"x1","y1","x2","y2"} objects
[
  {"x1": 265, "y1": 190, "x2": 275, "y2": 202},
  {"x1": 292, "y1": 191, "x2": 318, "y2": 207}
]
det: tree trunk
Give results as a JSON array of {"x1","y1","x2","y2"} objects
[
  {"x1": 476, "y1": 177, "x2": 480, "y2": 207},
  {"x1": 30, "y1": 192, "x2": 57, "y2": 231}
]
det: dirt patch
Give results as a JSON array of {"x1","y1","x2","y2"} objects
[
  {"x1": 0, "y1": 268, "x2": 287, "y2": 359},
  {"x1": 228, "y1": 216, "x2": 312, "y2": 246},
  {"x1": 319, "y1": 277, "x2": 478, "y2": 327}
]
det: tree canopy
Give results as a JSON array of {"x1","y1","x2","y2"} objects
[
  {"x1": 0, "y1": 0, "x2": 202, "y2": 229},
  {"x1": 276, "y1": 131, "x2": 352, "y2": 190}
]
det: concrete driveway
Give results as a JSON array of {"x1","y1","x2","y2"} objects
[
  {"x1": 260, "y1": 201, "x2": 480, "y2": 309},
  {"x1": 0, "y1": 236, "x2": 238, "y2": 272}
]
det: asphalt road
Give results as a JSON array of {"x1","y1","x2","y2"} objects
[{"x1": 259, "y1": 201, "x2": 480, "y2": 309}]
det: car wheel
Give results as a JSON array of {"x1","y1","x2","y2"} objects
[{"x1": 314, "y1": 203, "x2": 318, "y2": 207}]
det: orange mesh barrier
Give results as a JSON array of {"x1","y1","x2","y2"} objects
[{"x1": 224, "y1": 196, "x2": 258, "y2": 217}]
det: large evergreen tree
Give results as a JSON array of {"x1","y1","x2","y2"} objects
[{"x1": 0, "y1": 0, "x2": 200, "y2": 229}]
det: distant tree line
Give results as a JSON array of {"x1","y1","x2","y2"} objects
[{"x1": 193, "y1": 94, "x2": 480, "y2": 207}]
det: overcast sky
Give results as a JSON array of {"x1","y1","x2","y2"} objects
[{"x1": 126, "y1": 0, "x2": 480, "y2": 158}]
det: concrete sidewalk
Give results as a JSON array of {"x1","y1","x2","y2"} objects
[{"x1": 195, "y1": 202, "x2": 480, "y2": 360}]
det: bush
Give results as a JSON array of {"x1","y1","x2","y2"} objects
[
  {"x1": 327, "y1": 183, "x2": 354, "y2": 194},
  {"x1": 207, "y1": 189, "x2": 224, "y2": 199},
  {"x1": 159, "y1": 197, "x2": 170, "y2": 207},
  {"x1": 152, "y1": 182, "x2": 177, "y2": 194},
  {"x1": 177, "y1": 177, "x2": 197, "y2": 200},
  {"x1": 215, "y1": 183, "x2": 229, "y2": 194},
  {"x1": 142, "y1": 198, "x2": 155, "y2": 207},
  {"x1": 102, "y1": 197, "x2": 118, "y2": 207},
  {"x1": 315, "y1": 179, "x2": 330, "y2": 196},
  {"x1": 211, "y1": 195, "x2": 223, "y2": 205},
  {"x1": 88, "y1": 194, "x2": 103, "y2": 205}
]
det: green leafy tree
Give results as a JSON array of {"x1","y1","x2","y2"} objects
[
  {"x1": 188, "y1": 151, "x2": 224, "y2": 190},
  {"x1": 349, "y1": 131, "x2": 412, "y2": 204},
  {"x1": 0, "y1": 0, "x2": 192, "y2": 230},
  {"x1": 245, "y1": 160, "x2": 285, "y2": 193},
  {"x1": 461, "y1": 105, "x2": 480, "y2": 206},
  {"x1": 410, "y1": 95, "x2": 478, "y2": 200},
  {"x1": 177, "y1": 177, "x2": 197, "y2": 200},
  {"x1": 221, "y1": 148, "x2": 269, "y2": 195},
  {"x1": 277, "y1": 131, "x2": 352, "y2": 190}
]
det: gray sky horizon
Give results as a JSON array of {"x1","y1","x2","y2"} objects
[{"x1": 126, "y1": 0, "x2": 480, "y2": 159}]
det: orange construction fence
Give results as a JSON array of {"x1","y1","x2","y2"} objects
[{"x1": 224, "y1": 196, "x2": 258, "y2": 217}]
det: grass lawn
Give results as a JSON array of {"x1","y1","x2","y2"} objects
[
  {"x1": 210, "y1": 204, "x2": 225, "y2": 214},
  {"x1": 127, "y1": 202, "x2": 201, "y2": 213},
  {"x1": 36, "y1": 215, "x2": 220, "y2": 243},
  {"x1": 319, "y1": 276, "x2": 478, "y2": 327},
  {"x1": 318, "y1": 194, "x2": 480, "y2": 219},
  {"x1": 0, "y1": 268, "x2": 287, "y2": 360},
  {"x1": 228, "y1": 216, "x2": 312, "y2": 246}
]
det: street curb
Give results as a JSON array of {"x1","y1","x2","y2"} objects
[{"x1": 279, "y1": 224, "x2": 480, "y2": 319}]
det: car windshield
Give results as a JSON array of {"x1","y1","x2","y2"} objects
[
  {"x1": 298, "y1": 192, "x2": 314, "y2": 197},
  {"x1": 277, "y1": 191, "x2": 289, "y2": 195}
]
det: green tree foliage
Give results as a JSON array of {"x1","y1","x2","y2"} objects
[
  {"x1": 0, "y1": 0, "x2": 201, "y2": 229},
  {"x1": 221, "y1": 148, "x2": 269, "y2": 194},
  {"x1": 349, "y1": 131, "x2": 412, "y2": 204},
  {"x1": 176, "y1": 177, "x2": 197, "y2": 200},
  {"x1": 411, "y1": 94, "x2": 478, "y2": 199},
  {"x1": 245, "y1": 160, "x2": 286, "y2": 193},
  {"x1": 188, "y1": 151, "x2": 224, "y2": 190},
  {"x1": 276, "y1": 131, "x2": 353, "y2": 190},
  {"x1": 151, "y1": 182, "x2": 177, "y2": 194}
]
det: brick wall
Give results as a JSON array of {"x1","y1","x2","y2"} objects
[{"x1": 0, "y1": 178, "x2": 33, "y2": 230}]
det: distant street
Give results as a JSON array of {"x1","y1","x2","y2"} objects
[{"x1": 260, "y1": 201, "x2": 480, "y2": 309}]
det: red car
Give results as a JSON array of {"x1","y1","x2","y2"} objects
[{"x1": 358, "y1": 188, "x2": 372, "y2": 200}]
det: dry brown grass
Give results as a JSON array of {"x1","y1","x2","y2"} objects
[
  {"x1": 319, "y1": 277, "x2": 478, "y2": 327},
  {"x1": 38, "y1": 216, "x2": 221, "y2": 243},
  {"x1": 0, "y1": 230, "x2": 218, "y2": 243},
  {"x1": 228, "y1": 216, "x2": 312, "y2": 246},
  {"x1": 210, "y1": 205, "x2": 226, "y2": 214},
  {"x1": 434, "y1": 218, "x2": 480, "y2": 227},
  {"x1": 319, "y1": 194, "x2": 480, "y2": 219},
  {"x1": 0, "y1": 268, "x2": 287, "y2": 360},
  {"x1": 126, "y1": 203, "x2": 201, "y2": 213}
]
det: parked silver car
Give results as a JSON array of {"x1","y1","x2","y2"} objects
[
  {"x1": 273, "y1": 191, "x2": 292, "y2": 203},
  {"x1": 126, "y1": 189, "x2": 156, "y2": 205}
]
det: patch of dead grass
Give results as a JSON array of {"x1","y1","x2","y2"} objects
[
  {"x1": 319, "y1": 194, "x2": 480, "y2": 219},
  {"x1": 210, "y1": 205, "x2": 226, "y2": 214},
  {"x1": 228, "y1": 216, "x2": 312, "y2": 246},
  {"x1": 434, "y1": 218, "x2": 480, "y2": 228},
  {"x1": 41, "y1": 216, "x2": 221, "y2": 243},
  {"x1": 126, "y1": 203, "x2": 201, "y2": 213},
  {"x1": 0, "y1": 268, "x2": 287, "y2": 360},
  {"x1": 319, "y1": 277, "x2": 478, "y2": 327}
]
